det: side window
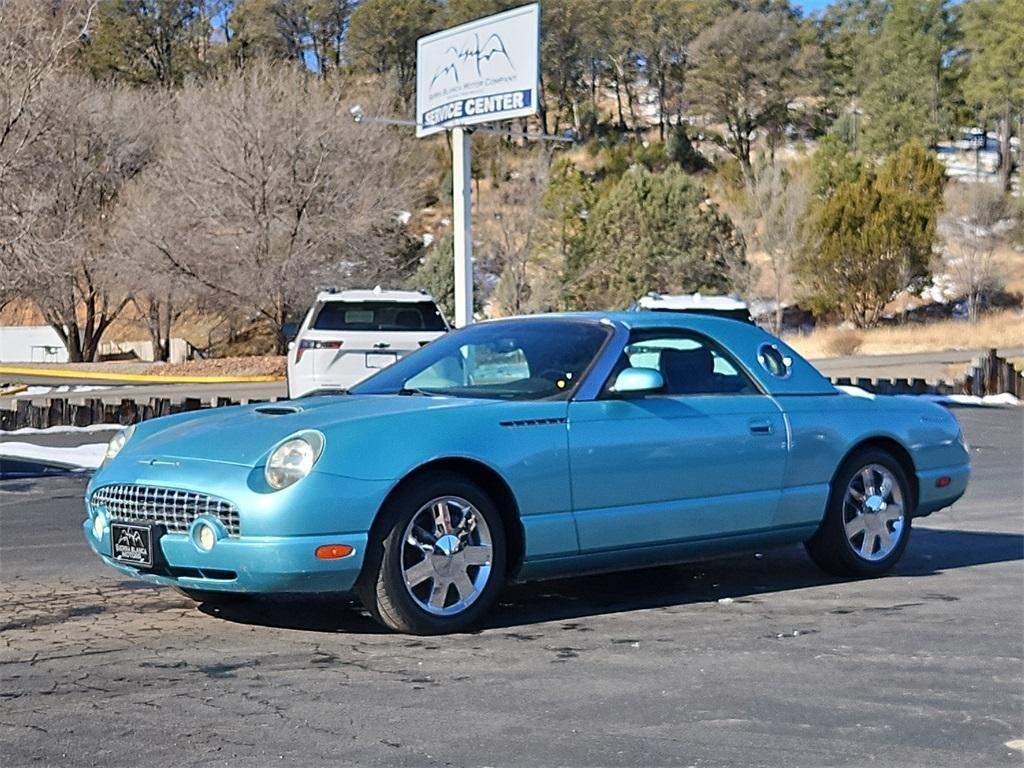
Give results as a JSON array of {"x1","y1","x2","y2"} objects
[{"x1": 622, "y1": 333, "x2": 759, "y2": 396}]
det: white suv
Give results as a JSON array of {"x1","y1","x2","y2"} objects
[{"x1": 287, "y1": 288, "x2": 449, "y2": 398}]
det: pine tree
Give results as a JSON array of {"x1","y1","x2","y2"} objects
[
  {"x1": 961, "y1": 0, "x2": 1024, "y2": 192},
  {"x1": 796, "y1": 141, "x2": 945, "y2": 326},
  {"x1": 567, "y1": 167, "x2": 746, "y2": 310},
  {"x1": 859, "y1": 0, "x2": 957, "y2": 154}
]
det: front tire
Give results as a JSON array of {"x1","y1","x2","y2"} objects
[
  {"x1": 806, "y1": 448, "x2": 913, "y2": 577},
  {"x1": 357, "y1": 472, "x2": 506, "y2": 634}
]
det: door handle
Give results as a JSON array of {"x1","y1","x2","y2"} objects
[{"x1": 749, "y1": 420, "x2": 774, "y2": 435}]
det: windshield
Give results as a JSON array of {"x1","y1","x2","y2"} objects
[
  {"x1": 312, "y1": 301, "x2": 447, "y2": 332},
  {"x1": 349, "y1": 318, "x2": 611, "y2": 400}
]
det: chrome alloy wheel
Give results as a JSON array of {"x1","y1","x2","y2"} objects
[
  {"x1": 401, "y1": 495, "x2": 493, "y2": 616},
  {"x1": 843, "y1": 464, "x2": 906, "y2": 562}
]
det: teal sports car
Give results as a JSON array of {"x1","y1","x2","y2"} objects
[{"x1": 84, "y1": 313, "x2": 970, "y2": 634}]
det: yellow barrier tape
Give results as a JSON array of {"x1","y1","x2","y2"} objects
[{"x1": 0, "y1": 366, "x2": 285, "y2": 385}]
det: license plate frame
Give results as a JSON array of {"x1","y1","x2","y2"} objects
[
  {"x1": 364, "y1": 351, "x2": 399, "y2": 369},
  {"x1": 110, "y1": 523, "x2": 156, "y2": 568}
]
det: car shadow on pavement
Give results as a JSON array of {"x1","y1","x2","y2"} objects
[{"x1": 199, "y1": 527, "x2": 1022, "y2": 634}]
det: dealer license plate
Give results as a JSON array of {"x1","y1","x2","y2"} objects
[{"x1": 111, "y1": 523, "x2": 155, "y2": 568}]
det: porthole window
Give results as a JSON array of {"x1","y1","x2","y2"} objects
[{"x1": 758, "y1": 344, "x2": 791, "y2": 379}]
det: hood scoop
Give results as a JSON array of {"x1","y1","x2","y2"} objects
[{"x1": 254, "y1": 405, "x2": 302, "y2": 416}]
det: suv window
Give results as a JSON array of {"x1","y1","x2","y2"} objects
[
  {"x1": 619, "y1": 333, "x2": 759, "y2": 396},
  {"x1": 312, "y1": 301, "x2": 446, "y2": 332}
]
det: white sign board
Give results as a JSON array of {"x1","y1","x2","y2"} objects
[{"x1": 416, "y1": 4, "x2": 539, "y2": 138}]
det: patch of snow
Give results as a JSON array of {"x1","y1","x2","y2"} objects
[
  {"x1": 918, "y1": 392, "x2": 1021, "y2": 407},
  {"x1": 422, "y1": 233, "x2": 435, "y2": 247},
  {"x1": 0, "y1": 441, "x2": 107, "y2": 469},
  {"x1": 5, "y1": 423, "x2": 121, "y2": 435},
  {"x1": 838, "y1": 385, "x2": 1020, "y2": 406},
  {"x1": 917, "y1": 273, "x2": 959, "y2": 304},
  {"x1": 836, "y1": 385, "x2": 875, "y2": 399},
  {"x1": 395, "y1": 210, "x2": 412, "y2": 225},
  {"x1": 11, "y1": 384, "x2": 116, "y2": 398}
]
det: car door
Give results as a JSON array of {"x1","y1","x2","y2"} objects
[{"x1": 567, "y1": 329, "x2": 789, "y2": 554}]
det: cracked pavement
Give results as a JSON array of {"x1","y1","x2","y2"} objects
[{"x1": 1, "y1": 408, "x2": 1021, "y2": 767}]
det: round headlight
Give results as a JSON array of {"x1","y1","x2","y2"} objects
[
  {"x1": 265, "y1": 431, "x2": 324, "y2": 490},
  {"x1": 103, "y1": 424, "x2": 136, "y2": 465}
]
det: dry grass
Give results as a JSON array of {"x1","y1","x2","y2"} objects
[
  {"x1": 788, "y1": 310, "x2": 1024, "y2": 359},
  {"x1": 821, "y1": 327, "x2": 863, "y2": 356}
]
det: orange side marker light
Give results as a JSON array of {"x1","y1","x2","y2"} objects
[{"x1": 315, "y1": 544, "x2": 354, "y2": 559}]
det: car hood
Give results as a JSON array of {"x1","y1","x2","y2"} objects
[{"x1": 119, "y1": 395, "x2": 490, "y2": 467}]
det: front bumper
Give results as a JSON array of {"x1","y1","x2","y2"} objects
[
  {"x1": 83, "y1": 458, "x2": 391, "y2": 595},
  {"x1": 84, "y1": 520, "x2": 367, "y2": 594}
]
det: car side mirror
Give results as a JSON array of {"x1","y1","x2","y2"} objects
[
  {"x1": 287, "y1": 341, "x2": 296, "y2": 351},
  {"x1": 610, "y1": 367, "x2": 664, "y2": 395}
]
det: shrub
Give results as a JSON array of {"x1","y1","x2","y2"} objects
[{"x1": 823, "y1": 327, "x2": 863, "y2": 356}]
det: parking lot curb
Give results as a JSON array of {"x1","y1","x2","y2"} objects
[{"x1": 0, "y1": 366, "x2": 285, "y2": 385}]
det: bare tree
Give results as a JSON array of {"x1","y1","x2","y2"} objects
[
  {"x1": 742, "y1": 160, "x2": 812, "y2": 333},
  {"x1": 938, "y1": 183, "x2": 1011, "y2": 323},
  {"x1": 156, "y1": 64, "x2": 424, "y2": 352},
  {"x1": 7, "y1": 79, "x2": 158, "y2": 361},
  {"x1": 0, "y1": 1, "x2": 96, "y2": 187},
  {"x1": 487, "y1": 151, "x2": 552, "y2": 316},
  {"x1": 115, "y1": 173, "x2": 202, "y2": 361},
  {"x1": 0, "y1": 0, "x2": 97, "y2": 298}
]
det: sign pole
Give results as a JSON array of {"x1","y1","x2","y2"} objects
[
  {"x1": 416, "y1": 3, "x2": 540, "y2": 327},
  {"x1": 452, "y1": 126, "x2": 473, "y2": 328}
]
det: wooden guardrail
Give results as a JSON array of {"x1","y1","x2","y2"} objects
[
  {"x1": 831, "y1": 348, "x2": 1023, "y2": 399},
  {"x1": 0, "y1": 395, "x2": 277, "y2": 431},
  {"x1": 961, "y1": 348, "x2": 1024, "y2": 399}
]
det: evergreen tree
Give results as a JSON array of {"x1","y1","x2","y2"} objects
[
  {"x1": 688, "y1": 9, "x2": 816, "y2": 181},
  {"x1": 961, "y1": 0, "x2": 1024, "y2": 192},
  {"x1": 859, "y1": 0, "x2": 958, "y2": 154},
  {"x1": 796, "y1": 141, "x2": 945, "y2": 326},
  {"x1": 82, "y1": 0, "x2": 215, "y2": 85},
  {"x1": 567, "y1": 167, "x2": 746, "y2": 310},
  {"x1": 346, "y1": 0, "x2": 441, "y2": 102},
  {"x1": 812, "y1": 133, "x2": 863, "y2": 198}
]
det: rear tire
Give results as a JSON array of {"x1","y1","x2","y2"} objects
[
  {"x1": 357, "y1": 472, "x2": 506, "y2": 634},
  {"x1": 806, "y1": 448, "x2": 913, "y2": 577}
]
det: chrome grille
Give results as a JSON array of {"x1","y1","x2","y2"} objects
[{"x1": 91, "y1": 484, "x2": 240, "y2": 537}]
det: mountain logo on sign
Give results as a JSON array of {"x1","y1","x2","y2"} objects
[
  {"x1": 117, "y1": 528, "x2": 145, "y2": 548},
  {"x1": 430, "y1": 33, "x2": 514, "y2": 88}
]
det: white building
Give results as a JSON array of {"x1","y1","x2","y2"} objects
[{"x1": 0, "y1": 326, "x2": 69, "y2": 363}]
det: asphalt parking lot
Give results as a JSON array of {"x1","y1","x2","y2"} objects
[{"x1": 1, "y1": 407, "x2": 1021, "y2": 767}]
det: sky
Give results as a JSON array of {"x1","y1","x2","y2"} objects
[{"x1": 794, "y1": 0, "x2": 838, "y2": 13}]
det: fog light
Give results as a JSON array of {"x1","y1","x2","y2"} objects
[
  {"x1": 92, "y1": 514, "x2": 106, "y2": 539},
  {"x1": 197, "y1": 523, "x2": 217, "y2": 552}
]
